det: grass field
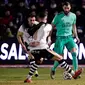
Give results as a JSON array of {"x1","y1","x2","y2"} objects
[{"x1": 0, "y1": 67, "x2": 85, "y2": 85}]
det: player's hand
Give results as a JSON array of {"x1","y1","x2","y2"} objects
[
  {"x1": 29, "y1": 41, "x2": 40, "y2": 47},
  {"x1": 22, "y1": 45, "x2": 28, "y2": 53},
  {"x1": 27, "y1": 51, "x2": 35, "y2": 59},
  {"x1": 76, "y1": 37, "x2": 80, "y2": 43}
]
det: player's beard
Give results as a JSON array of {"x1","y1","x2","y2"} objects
[{"x1": 64, "y1": 11, "x2": 70, "y2": 15}]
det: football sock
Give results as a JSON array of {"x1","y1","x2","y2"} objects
[
  {"x1": 58, "y1": 59, "x2": 72, "y2": 73},
  {"x1": 51, "y1": 61, "x2": 59, "y2": 71},
  {"x1": 27, "y1": 59, "x2": 39, "y2": 79},
  {"x1": 72, "y1": 52, "x2": 78, "y2": 71}
]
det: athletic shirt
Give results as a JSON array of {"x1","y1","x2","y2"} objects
[
  {"x1": 18, "y1": 23, "x2": 52, "y2": 51},
  {"x1": 28, "y1": 23, "x2": 52, "y2": 51},
  {"x1": 18, "y1": 25, "x2": 33, "y2": 44},
  {"x1": 18, "y1": 21, "x2": 39, "y2": 45},
  {"x1": 52, "y1": 12, "x2": 76, "y2": 36}
]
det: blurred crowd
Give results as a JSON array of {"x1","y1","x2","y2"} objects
[{"x1": 0, "y1": 0, "x2": 85, "y2": 40}]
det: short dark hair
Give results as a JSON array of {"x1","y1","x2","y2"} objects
[
  {"x1": 62, "y1": 1, "x2": 71, "y2": 7},
  {"x1": 23, "y1": 13, "x2": 35, "y2": 28},
  {"x1": 37, "y1": 12, "x2": 47, "y2": 18},
  {"x1": 26, "y1": 12, "x2": 35, "y2": 19}
]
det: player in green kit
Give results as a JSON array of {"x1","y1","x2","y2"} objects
[{"x1": 50, "y1": 1, "x2": 81, "y2": 79}]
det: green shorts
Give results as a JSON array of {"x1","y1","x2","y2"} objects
[{"x1": 54, "y1": 35, "x2": 76, "y2": 54}]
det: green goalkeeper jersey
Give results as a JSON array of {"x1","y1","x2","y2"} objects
[{"x1": 52, "y1": 12, "x2": 76, "y2": 36}]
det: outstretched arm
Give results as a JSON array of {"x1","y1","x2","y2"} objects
[
  {"x1": 17, "y1": 31, "x2": 34, "y2": 59},
  {"x1": 72, "y1": 24, "x2": 80, "y2": 43},
  {"x1": 17, "y1": 31, "x2": 28, "y2": 52}
]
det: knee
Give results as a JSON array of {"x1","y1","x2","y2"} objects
[
  {"x1": 35, "y1": 60, "x2": 41, "y2": 65},
  {"x1": 52, "y1": 55, "x2": 63, "y2": 61},
  {"x1": 35, "y1": 58, "x2": 44, "y2": 65}
]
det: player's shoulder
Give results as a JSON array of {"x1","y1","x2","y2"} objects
[
  {"x1": 46, "y1": 23, "x2": 52, "y2": 27},
  {"x1": 70, "y1": 12, "x2": 76, "y2": 16},
  {"x1": 40, "y1": 22, "x2": 51, "y2": 27},
  {"x1": 19, "y1": 25, "x2": 23, "y2": 30},
  {"x1": 45, "y1": 23, "x2": 52, "y2": 30},
  {"x1": 18, "y1": 25, "x2": 25, "y2": 33},
  {"x1": 56, "y1": 12, "x2": 63, "y2": 16},
  {"x1": 58, "y1": 12, "x2": 63, "y2": 15},
  {"x1": 55, "y1": 12, "x2": 64, "y2": 18},
  {"x1": 34, "y1": 21, "x2": 39, "y2": 25}
]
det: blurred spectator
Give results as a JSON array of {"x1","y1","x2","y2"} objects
[
  {"x1": 30, "y1": 3, "x2": 37, "y2": 11},
  {"x1": 0, "y1": 9, "x2": 14, "y2": 38},
  {"x1": 0, "y1": 0, "x2": 85, "y2": 39},
  {"x1": 0, "y1": 10, "x2": 13, "y2": 25},
  {"x1": 0, "y1": 0, "x2": 5, "y2": 4},
  {"x1": 82, "y1": 0, "x2": 85, "y2": 4},
  {"x1": 36, "y1": 1, "x2": 46, "y2": 14},
  {"x1": 29, "y1": 3, "x2": 37, "y2": 16},
  {"x1": 15, "y1": 1, "x2": 29, "y2": 23},
  {"x1": 81, "y1": 2, "x2": 85, "y2": 15},
  {"x1": 0, "y1": 3, "x2": 6, "y2": 17},
  {"x1": 4, "y1": 0, "x2": 8, "y2": 4},
  {"x1": 5, "y1": 3, "x2": 16, "y2": 17},
  {"x1": 0, "y1": 24, "x2": 7, "y2": 40},
  {"x1": 74, "y1": 0, "x2": 82, "y2": 8},
  {"x1": 0, "y1": 24, "x2": 13, "y2": 40},
  {"x1": 48, "y1": 0, "x2": 58, "y2": 23},
  {"x1": 8, "y1": 14, "x2": 21, "y2": 37},
  {"x1": 76, "y1": 10, "x2": 85, "y2": 38}
]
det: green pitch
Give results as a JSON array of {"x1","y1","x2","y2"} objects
[{"x1": 0, "y1": 67, "x2": 85, "y2": 85}]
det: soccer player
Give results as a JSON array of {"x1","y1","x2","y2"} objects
[
  {"x1": 50, "y1": 1, "x2": 80, "y2": 79},
  {"x1": 17, "y1": 13, "x2": 39, "y2": 77},
  {"x1": 23, "y1": 12, "x2": 82, "y2": 83}
]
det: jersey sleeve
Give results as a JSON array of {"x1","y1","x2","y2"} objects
[
  {"x1": 51, "y1": 14, "x2": 58, "y2": 26},
  {"x1": 18, "y1": 25, "x2": 24, "y2": 33},
  {"x1": 73, "y1": 14, "x2": 76, "y2": 24}
]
